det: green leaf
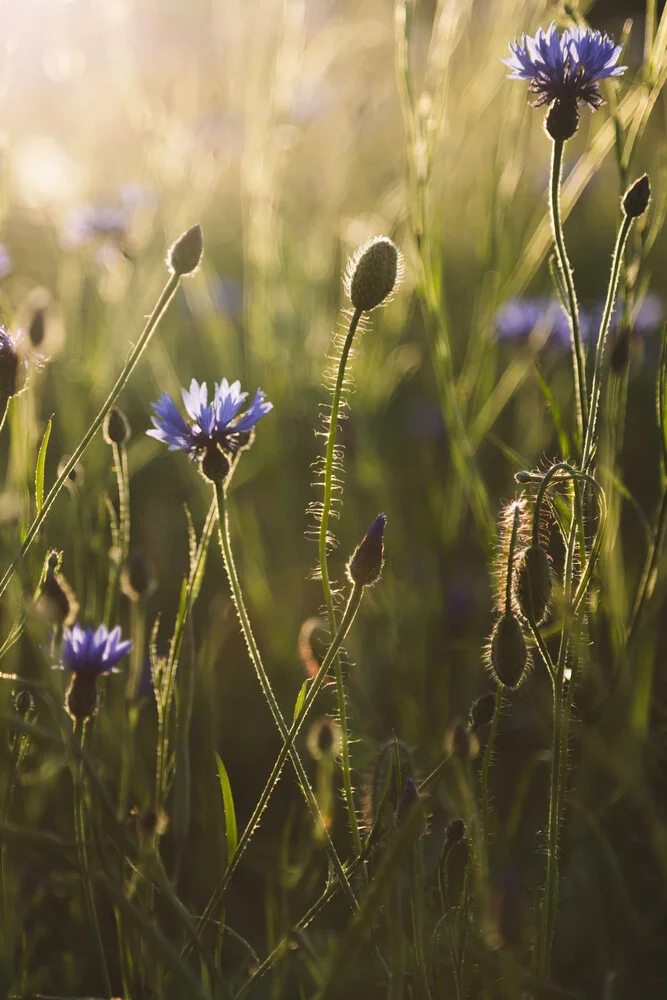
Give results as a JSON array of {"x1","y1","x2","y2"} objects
[
  {"x1": 34, "y1": 417, "x2": 52, "y2": 515},
  {"x1": 292, "y1": 679, "x2": 309, "y2": 723},
  {"x1": 216, "y1": 753, "x2": 237, "y2": 869}
]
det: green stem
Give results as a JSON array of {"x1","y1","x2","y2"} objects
[
  {"x1": 318, "y1": 307, "x2": 364, "y2": 858},
  {"x1": 582, "y1": 214, "x2": 634, "y2": 468},
  {"x1": 72, "y1": 720, "x2": 112, "y2": 996},
  {"x1": 214, "y1": 481, "x2": 358, "y2": 912},
  {"x1": 627, "y1": 484, "x2": 667, "y2": 642},
  {"x1": 549, "y1": 139, "x2": 588, "y2": 447},
  {"x1": 480, "y1": 684, "x2": 502, "y2": 851},
  {"x1": 0, "y1": 270, "x2": 181, "y2": 600}
]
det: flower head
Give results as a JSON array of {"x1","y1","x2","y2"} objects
[
  {"x1": 147, "y1": 378, "x2": 272, "y2": 461},
  {"x1": 0, "y1": 328, "x2": 25, "y2": 399},
  {"x1": 60, "y1": 623, "x2": 132, "y2": 676},
  {"x1": 503, "y1": 21, "x2": 625, "y2": 114}
]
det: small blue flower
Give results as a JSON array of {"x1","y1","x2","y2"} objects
[
  {"x1": 60, "y1": 623, "x2": 132, "y2": 676},
  {"x1": 503, "y1": 21, "x2": 625, "y2": 110},
  {"x1": 0, "y1": 327, "x2": 25, "y2": 398},
  {"x1": 493, "y1": 298, "x2": 578, "y2": 351},
  {"x1": 147, "y1": 378, "x2": 272, "y2": 459}
]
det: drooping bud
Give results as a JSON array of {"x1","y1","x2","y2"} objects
[
  {"x1": 307, "y1": 717, "x2": 342, "y2": 760},
  {"x1": 14, "y1": 689, "x2": 34, "y2": 717},
  {"x1": 28, "y1": 307, "x2": 46, "y2": 349},
  {"x1": 120, "y1": 551, "x2": 156, "y2": 603},
  {"x1": 445, "y1": 818, "x2": 466, "y2": 845},
  {"x1": 545, "y1": 98, "x2": 579, "y2": 142},
  {"x1": 35, "y1": 551, "x2": 78, "y2": 627},
  {"x1": 347, "y1": 237, "x2": 399, "y2": 312},
  {"x1": 167, "y1": 224, "x2": 203, "y2": 276},
  {"x1": 622, "y1": 174, "x2": 651, "y2": 219},
  {"x1": 57, "y1": 456, "x2": 84, "y2": 487},
  {"x1": 515, "y1": 544, "x2": 552, "y2": 625},
  {"x1": 201, "y1": 443, "x2": 231, "y2": 483},
  {"x1": 489, "y1": 613, "x2": 530, "y2": 689},
  {"x1": 346, "y1": 513, "x2": 386, "y2": 586},
  {"x1": 103, "y1": 406, "x2": 131, "y2": 446},
  {"x1": 470, "y1": 692, "x2": 497, "y2": 733},
  {"x1": 445, "y1": 720, "x2": 479, "y2": 761}
]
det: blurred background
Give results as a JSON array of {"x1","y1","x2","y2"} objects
[{"x1": 1, "y1": 0, "x2": 666, "y2": 996}]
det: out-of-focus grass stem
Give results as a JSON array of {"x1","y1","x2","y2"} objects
[
  {"x1": 214, "y1": 482, "x2": 358, "y2": 912},
  {"x1": 394, "y1": 0, "x2": 493, "y2": 547},
  {"x1": 0, "y1": 270, "x2": 181, "y2": 600},
  {"x1": 318, "y1": 306, "x2": 364, "y2": 858},
  {"x1": 549, "y1": 139, "x2": 588, "y2": 447},
  {"x1": 71, "y1": 719, "x2": 112, "y2": 997}
]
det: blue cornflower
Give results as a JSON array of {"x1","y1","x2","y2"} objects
[
  {"x1": 147, "y1": 378, "x2": 272, "y2": 460},
  {"x1": 58, "y1": 623, "x2": 132, "y2": 721},
  {"x1": 504, "y1": 21, "x2": 625, "y2": 111},
  {"x1": 0, "y1": 327, "x2": 25, "y2": 399},
  {"x1": 60, "y1": 623, "x2": 132, "y2": 676}
]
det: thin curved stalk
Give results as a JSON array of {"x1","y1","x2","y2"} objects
[
  {"x1": 318, "y1": 307, "x2": 364, "y2": 858},
  {"x1": 0, "y1": 270, "x2": 181, "y2": 599},
  {"x1": 215, "y1": 482, "x2": 358, "y2": 912},
  {"x1": 549, "y1": 139, "x2": 588, "y2": 446},
  {"x1": 192, "y1": 582, "x2": 364, "y2": 948}
]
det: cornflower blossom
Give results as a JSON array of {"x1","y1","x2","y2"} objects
[
  {"x1": 503, "y1": 22, "x2": 625, "y2": 113},
  {"x1": 58, "y1": 623, "x2": 132, "y2": 721},
  {"x1": 0, "y1": 328, "x2": 26, "y2": 400},
  {"x1": 60, "y1": 624, "x2": 132, "y2": 676},
  {"x1": 147, "y1": 378, "x2": 272, "y2": 460}
]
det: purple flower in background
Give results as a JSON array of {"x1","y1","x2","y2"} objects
[
  {"x1": 148, "y1": 378, "x2": 272, "y2": 459},
  {"x1": 503, "y1": 21, "x2": 625, "y2": 110},
  {"x1": 0, "y1": 327, "x2": 26, "y2": 398},
  {"x1": 493, "y1": 298, "x2": 576, "y2": 351},
  {"x1": 0, "y1": 245, "x2": 12, "y2": 280},
  {"x1": 60, "y1": 624, "x2": 132, "y2": 676}
]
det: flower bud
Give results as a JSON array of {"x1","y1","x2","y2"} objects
[
  {"x1": 347, "y1": 237, "x2": 399, "y2": 312},
  {"x1": 445, "y1": 720, "x2": 479, "y2": 761},
  {"x1": 307, "y1": 717, "x2": 342, "y2": 760},
  {"x1": 395, "y1": 777, "x2": 422, "y2": 829},
  {"x1": 120, "y1": 551, "x2": 156, "y2": 602},
  {"x1": 622, "y1": 174, "x2": 650, "y2": 219},
  {"x1": 103, "y1": 406, "x2": 131, "y2": 445},
  {"x1": 545, "y1": 98, "x2": 579, "y2": 141},
  {"x1": 489, "y1": 613, "x2": 530, "y2": 689},
  {"x1": 445, "y1": 818, "x2": 466, "y2": 844},
  {"x1": 14, "y1": 689, "x2": 34, "y2": 716},
  {"x1": 28, "y1": 307, "x2": 46, "y2": 349},
  {"x1": 346, "y1": 513, "x2": 386, "y2": 586},
  {"x1": 470, "y1": 692, "x2": 496, "y2": 733},
  {"x1": 168, "y1": 224, "x2": 203, "y2": 276},
  {"x1": 515, "y1": 544, "x2": 552, "y2": 625}
]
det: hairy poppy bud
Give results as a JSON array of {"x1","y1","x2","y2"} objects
[
  {"x1": 515, "y1": 544, "x2": 552, "y2": 625},
  {"x1": 347, "y1": 237, "x2": 399, "y2": 312},
  {"x1": 622, "y1": 174, "x2": 650, "y2": 219},
  {"x1": 446, "y1": 818, "x2": 466, "y2": 844},
  {"x1": 489, "y1": 613, "x2": 530, "y2": 689},
  {"x1": 168, "y1": 224, "x2": 203, "y2": 276},
  {"x1": 347, "y1": 513, "x2": 386, "y2": 586},
  {"x1": 470, "y1": 692, "x2": 497, "y2": 733}
]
